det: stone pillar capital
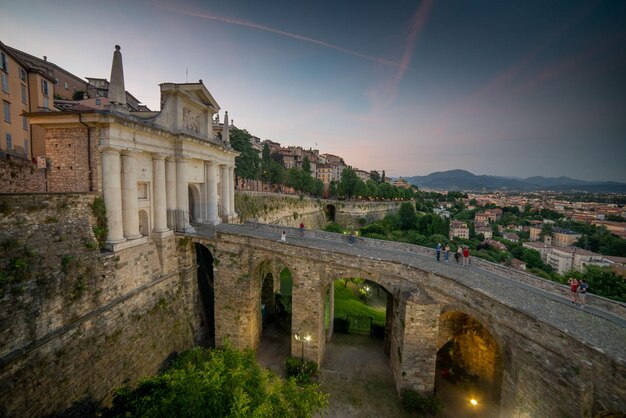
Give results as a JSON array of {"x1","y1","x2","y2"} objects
[
  {"x1": 121, "y1": 148, "x2": 141, "y2": 156},
  {"x1": 151, "y1": 153, "x2": 167, "y2": 161},
  {"x1": 99, "y1": 146, "x2": 121, "y2": 155}
]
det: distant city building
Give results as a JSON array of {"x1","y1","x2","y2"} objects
[
  {"x1": 502, "y1": 232, "x2": 520, "y2": 242},
  {"x1": 449, "y1": 220, "x2": 469, "y2": 240},
  {"x1": 551, "y1": 227, "x2": 582, "y2": 247},
  {"x1": 390, "y1": 177, "x2": 410, "y2": 189},
  {"x1": 476, "y1": 226, "x2": 493, "y2": 239},
  {"x1": 522, "y1": 242, "x2": 607, "y2": 274}
]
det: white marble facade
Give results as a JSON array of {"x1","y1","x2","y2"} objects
[{"x1": 96, "y1": 48, "x2": 238, "y2": 250}]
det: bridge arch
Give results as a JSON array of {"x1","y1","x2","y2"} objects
[
  {"x1": 250, "y1": 257, "x2": 294, "y2": 351},
  {"x1": 436, "y1": 305, "x2": 504, "y2": 409},
  {"x1": 195, "y1": 243, "x2": 215, "y2": 347}
]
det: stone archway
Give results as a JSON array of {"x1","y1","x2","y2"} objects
[
  {"x1": 324, "y1": 204, "x2": 336, "y2": 222},
  {"x1": 195, "y1": 243, "x2": 215, "y2": 347},
  {"x1": 252, "y1": 258, "x2": 293, "y2": 372},
  {"x1": 435, "y1": 309, "x2": 504, "y2": 416}
]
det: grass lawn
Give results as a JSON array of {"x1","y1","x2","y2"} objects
[{"x1": 331, "y1": 281, "x2": 386, "y2": 323}]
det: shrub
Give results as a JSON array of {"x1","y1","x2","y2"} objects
[
  {"x1": 285, "y1": 357, "x2": 318, "y2": 384},
  {"x1": 324, "y1": 222, "x2": 343, "y2": 233},
  {"x1": 401, "y1": 389, "x2": 444, "y2": 415}
]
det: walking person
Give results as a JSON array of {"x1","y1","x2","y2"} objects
[
  {"x1": 462, "y1": 246, "x2": 470, "y2": 267},
  {"x1": 436, "y1": 243, "x2": 442, "y2": 261},
  {"x1": 455, "y1": 246, "x2": 462, "y2": 263},
  {"x1": 280, "y1": 230, "x2": 287, "y2": 243},
  {"x1": 348, "y1": 230, "x2": 356, "y2": 246},
  {"x1": 578, "y1": 279, "x2": 588, "y2": 307},
  {"x1": 299, "y1": 222, "x2": 305, "y2": 237},
  {"x1": 567, "y1": 277, "x2": 579, "y2": 304},
  {"x1": 444, "y1": 245, "x2": 450, "y2": 262}
]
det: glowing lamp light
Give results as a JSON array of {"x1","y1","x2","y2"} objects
[{"x1": 470, "y1": 399, "x2": 478, "y2": 406}]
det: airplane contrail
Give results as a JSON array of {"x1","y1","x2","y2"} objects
[{"x1": 156, "y1": 3, "x2": 401, "y2": 68}]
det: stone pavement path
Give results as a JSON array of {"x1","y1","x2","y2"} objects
[{"x1": 214, "y1": 223, "x2": 626, "y2": 363}]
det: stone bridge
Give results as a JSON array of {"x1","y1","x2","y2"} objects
[{"x1": 188, "y1": 222, "x2": 626, "y2": 418}]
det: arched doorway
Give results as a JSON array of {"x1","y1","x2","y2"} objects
[
  {"x1": 195, "y1": 243, "x2": 215, "y2": 347},
  {"x1": 188, "y1": 184, "x2": 201, "y2": 223},
  {"x1": 324, "y1": 204, "x2": 336, "y2": 222},
  {"x1": 138, "y1": 209, "x2": 149, "y2": 236},
  {"x1": 435, "y1": 310, "x2": 503, "y2": 417}
]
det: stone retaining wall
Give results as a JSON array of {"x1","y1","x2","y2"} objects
[
  {"x1": 234, "y1": 191, "x2": 401, "y2": 229},
  {"x1": 0, "y1": 193, "x2": 201, "y2": 418}
]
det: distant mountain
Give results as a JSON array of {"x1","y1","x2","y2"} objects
[{"x1": 403, "y1": 170, "x2": 626, "y2": 193}]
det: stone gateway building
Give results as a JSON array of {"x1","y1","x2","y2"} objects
[{"x1": 26, "y1": 46, "x2": 238, "y2": 250}]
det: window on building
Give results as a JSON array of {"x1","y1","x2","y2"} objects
[
  {"x1": 3, "y1": 101, "x2": 10, "y2": 123},
  {"x1": 1, "y1": 73, "x2": 8, "y2": 93},
  {"x1": 95, "y1": 98, "x2": 101, "y2": 105},
  {"x1": 24, "y1": 139, "x2": 28, "y2": 157},
  {"x1": 23, "y1": 116, "x2": 28, "y2": 131},
  {"x1": 64, "y1": 81, "x2": 68, "y2": 90},
  {"x1": 0, "y1": 52, "x2": 7, "y2": 72},
  {"x1": 19, "y1": 68, "x2": 26, "y2": 81},
  {"x1": 137, "y1": 183, "x2": 149, "y2": 199},
  {"x1": 21, "y1": 84, "x2": 27, "y2": 104},
  {"x1": 55, "y1": 77, "x2": 59, "y2": 86},
  {"x1": 43, "y1": 97, "x2": 49, "y2": 109},
  {"x1": 5, "y1": 133, "x2": 12, "y2": 150},
  {"x1": 41, "y1": 79, "x2": 49, "y2": 96}
]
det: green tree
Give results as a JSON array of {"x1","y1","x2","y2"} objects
[
  {"x1": 302, "y1": 156, "x2": 311, "y2": 174},
  {"x1": 338, "y1": 167, "x2": 362, "y2": 199},
  {"x1": 102, "y1": 345, "x2": 328, "y2": 418},
  {"x1": 369, "y1": 170, "x2": 381, "y2": 183},
  {"x1": 230, "y1": 128, "x2": 261, "y2": 180},
  {"x1": 398, "y1": 202, "x2": 418, "y2": 230}
]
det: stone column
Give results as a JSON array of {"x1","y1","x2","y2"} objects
[
  {"x1": 165, "y1": 157, "x2": 177, "y2": 229},
  {"x1": 220, "y1": 164, "x2": 230, "y2": 221},
  {"x1": 152, "y1": 154, "x2": 168, "y2": 232},
  {"x1": 228, "y1": 165, "x2": 236, "y2": 216},
  {"x1": 121, "y1": 150, "x2": 141, "y2": 239},
  {"x1": 290, "y1": 268, "x2": 326, "y2": 365},
  {"x1": 206, "y1": 161, "x2": 220, "y2": 224},
  {"x1": 392, "y1": 292, "x2": 439, "y2": 395},
  {"x1": 176, "y1": 157, "x2": 195, "y2": 232},
  {"x1": 101, "y1": 148, "x2": 125, "y2": 244}
]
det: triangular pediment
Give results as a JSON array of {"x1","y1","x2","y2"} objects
[{"x1": 160, "y1": 82, "x2": 221, "y2": 112}]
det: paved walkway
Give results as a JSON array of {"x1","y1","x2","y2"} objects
[{"x1": 206, "y1": 223, "x2": 626, "y2": 363}]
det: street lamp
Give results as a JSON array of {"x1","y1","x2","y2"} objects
[{"x1": 294, "y1": 333, "x2": 311, "y2": 362}]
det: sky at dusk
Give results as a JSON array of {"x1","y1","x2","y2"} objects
[{"x1": 1, "y1": 0, "x2": 625, "y2": 182}]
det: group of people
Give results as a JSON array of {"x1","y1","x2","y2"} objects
[
  {"x1": 568, "y1": 277, "x2": 589, "y2": 307},
  {"x1": 436, "y1": 243, "x2": 470, "y2": 266}
]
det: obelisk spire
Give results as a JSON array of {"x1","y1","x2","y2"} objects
[
  {"x1": 108, "y1": 45, "x2": 128, "y2": 113},
  {"x1": 222, "y1": 111, "x2": 230, "y2": 144}
]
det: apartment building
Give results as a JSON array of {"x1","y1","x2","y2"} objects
[
  {"x1": 552, "y1": 227, "x2": 582, "y2": 247},
  {"x1": 1, "y1": 42, "x2": 55, "y2": 160},
  {"x1": 449, "y1": 220, "x2": 469, "y2": 240},
  {"x1": 522, "y1": 242, "x2": 606, "y2": 274}
]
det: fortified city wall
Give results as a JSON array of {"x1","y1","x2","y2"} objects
[
  {"x1": 234, "y1": 190, "x2": 401, "y2": 229},
  {"x1": 0, "y1": 193, "x2": 201, "y2": 418}
]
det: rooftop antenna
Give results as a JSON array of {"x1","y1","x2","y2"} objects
[{"x1": 186, "y1": 68, "x2": 188, "y2": 83}]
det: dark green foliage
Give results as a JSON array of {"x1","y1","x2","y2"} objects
[
  {"x1": 333, "y1": 317, "x2": 350, "y2": 333},
  {"x1": 285, "y1": 358, "x2": 318, "y2": 383},
  {"x1": 72, "y1": 90, "x2": 85, "y2": 100},
  {"x1": 91, "y1": 197, "x2": 108, "y2": 250},
  {"x1": 398, "y1": 202, "x2": 418, "y2": 230},
  {"x1": 567, "y1": 266, "x2": 626, "y2": 303},
  {"x1": 324, "y1": 222, "x2": 344, "y2": 233},
  {"x1": 401, "y1": 389, "x2": 444, "y2": 415},
  {"x1": 102, "y1": 345, "x2": 327, "y2": 418},
  {"x1": 338, "y1": 167, "x2": 361, "y2": 199},
  {"x1": 230, "y1": 127, "x2": 261, "y2": 180}
]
